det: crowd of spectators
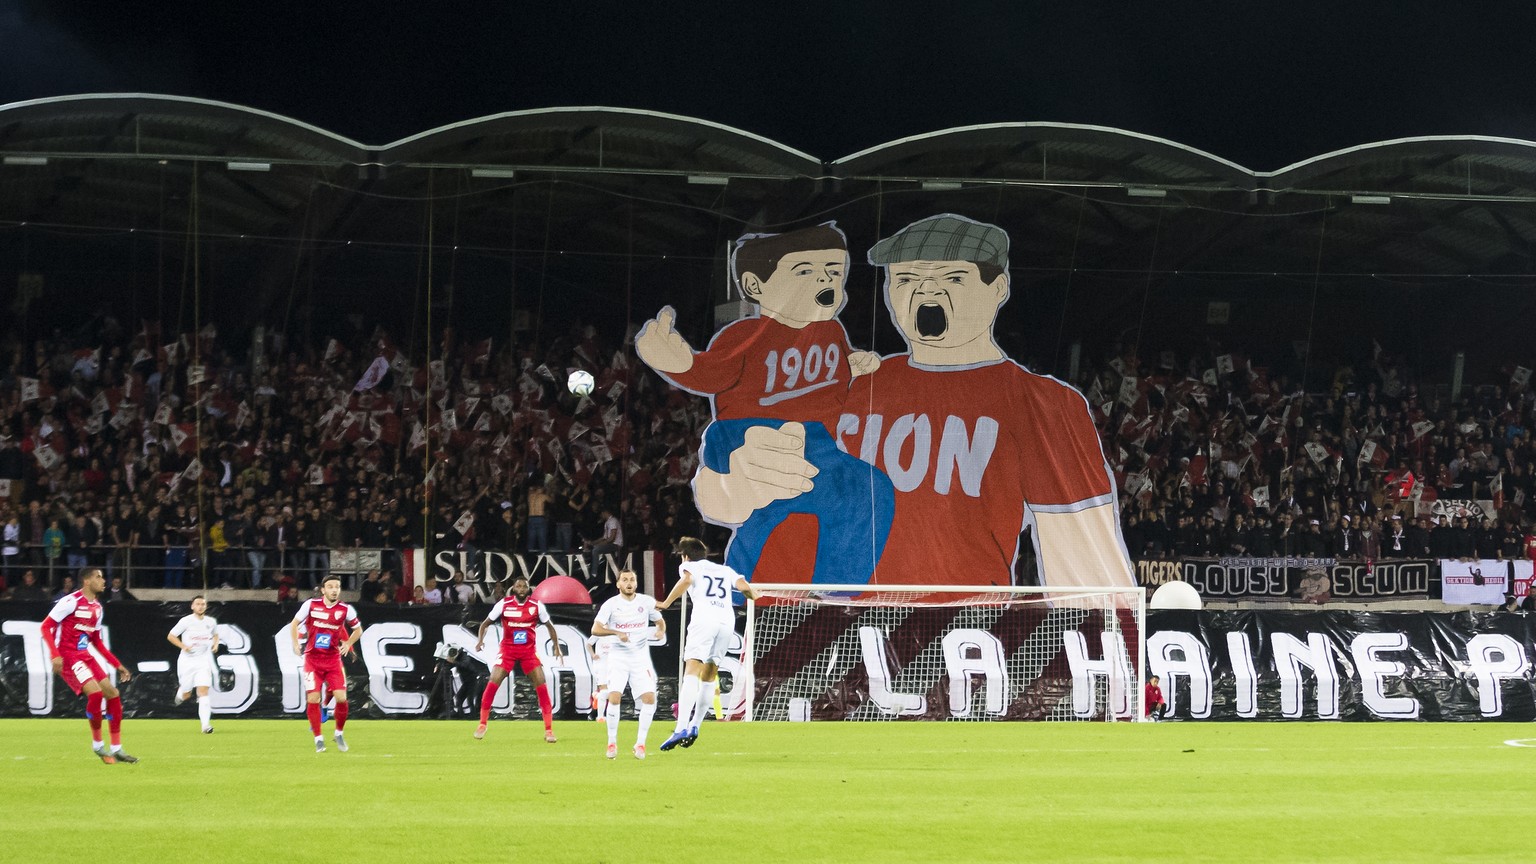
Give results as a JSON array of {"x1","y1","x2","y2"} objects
[
  {"x1": 0, "y1": 315, "x2": 713, "y2": 598},
  {"x1": 0, "y1": 310, "x2": 1532, "y2": 603},
  {"x1": 1094, "y1": 344, "x2": 1536, "y2": 565}
]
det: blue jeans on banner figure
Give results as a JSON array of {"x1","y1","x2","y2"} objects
[{"x1": 701, "y1": 418, "x2": 894, "y2": 585}]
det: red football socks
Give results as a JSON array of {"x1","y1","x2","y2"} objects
[
  {"x1": 536, "y1": 684, "x2": 553, "y2": 731},
  {"x1": 306, "y1": 702, "x2": 323, "y2": 737},
  {"x1": 479, "y1": 681, "x2": 500, "y2": 725},
  {"x1": 106, "y1": 696, "x2": 123, "y2": 747},
  {"x1": 86, "y1": 692, "x2": 103, "y2": 744},
  {"x1": 333, "y1": 701, "x2": 348, "y2": 731}
]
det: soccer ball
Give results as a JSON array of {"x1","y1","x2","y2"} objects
[{"x1": 567, "y1": 369, "x2": 595, "y2": 396}]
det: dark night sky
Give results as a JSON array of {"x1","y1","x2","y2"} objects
[{"x1": 6, "y1": 1, "x2": 1536, "y2": 169}]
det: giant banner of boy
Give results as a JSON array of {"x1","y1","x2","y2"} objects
[{"x1": 636, "y1": 215, "x2": 1135, "y2": 588}]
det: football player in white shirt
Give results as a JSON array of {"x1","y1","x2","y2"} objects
[
  {"x1": 167, "y1": 596, "x2": 220, "y2": 734},
  {"x1": 656, "y1": 537, "x2": 755, "y2": 752},
  {"x1": 591, "y1": 569, "x2": 666, "y2": 760}
]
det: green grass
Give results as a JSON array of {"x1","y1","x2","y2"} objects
[{"x1": 4, "y1": 718, "x2": 1533, "y2": 863}]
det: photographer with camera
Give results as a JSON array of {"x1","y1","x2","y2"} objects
[{"x1": 432, "y1": 641, "x2": 487, "y2": 718}]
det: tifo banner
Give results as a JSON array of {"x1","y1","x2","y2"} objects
[
  {"x1": 635, "y1": 216, "x2": 1134, "y2": 590},
  {"x1": 0, "y1": 602, "x2": 693, "y2": 721},
  {"x1": 1149, "y1": 609, "x2": 1536, "y2": 721},
  {"x1": 1136, "y1": 557, "x2": 1433, "y2": 601},
  {"x1": 1440, "y1": 559, "x2": 1513, "y2": 605},
  {"x1": 748, "y1": 600, "x2": 1139, "y2": 721}
]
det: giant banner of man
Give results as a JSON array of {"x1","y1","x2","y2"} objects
[{"x1": 637, "y1": 215, "x2": 1136, "y2": 588}]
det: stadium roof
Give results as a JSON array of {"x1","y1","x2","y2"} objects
[{"x1": 4, "y1": 94, "x2": 1536, "y2": 359}]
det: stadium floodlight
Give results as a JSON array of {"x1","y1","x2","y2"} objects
[
  {"x1": 470, "y1": 168, "x2": 517, "y2": 179},
  {"x1": 3, "y1": 156, "x2": 48, "y2": 166},
  {"x1": 226, "y1": 161, "x2": 271, "y2": 172},
  {"x1": 739, "y1": 583, "x2": 1146, "y2": 723},
  {"x1": 686, "y1": 174, "x2": 730, "y2": 186},
  {"x1": 1351, "y1": 194, "x2": 1391, "y2": 205},
  {"x1": 920, "y1": 181, "x2": 964, "y2": 191},
  {"x1": 1126, "y1": 187, "x2": 1168, "y2": 198}
]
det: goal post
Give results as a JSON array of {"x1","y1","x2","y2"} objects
[{"x1": 742, "y1": 584, "x2": 1146, "y2": 722}]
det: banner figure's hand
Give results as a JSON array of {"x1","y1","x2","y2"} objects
[
  {"x1": 636, "y1": 306, "x2": 695, "y2": 375},
  {"x1": 848, "y1": 351, "x2": 882, "y2": 378}
]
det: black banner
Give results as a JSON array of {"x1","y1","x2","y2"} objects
[
  {"x1": 1149, "y1": 609, "x2": 1536, "y2": 721},
  {"x1": 1136, "y1": 557, "x2": 1433, "y2": 601},
  {"x1": 0, "y1": 601, "x2": 695, "y2": 720}
]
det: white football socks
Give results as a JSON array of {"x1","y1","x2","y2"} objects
[
  {"x1": 606, "y1": 701, "x2": 621, "y2": 745},
  {"x1": 694, "y1": 679, "x2": 717, "y2": 728},
  {"x1": 197, "y1": 695, "x2": 212, "y2": 730},
  {"x1": 675, "y1": 675, "x2": 701, "y2": 731},
  {"x1": 636, "y1": 698, "x2": 656, "y2": 745}
]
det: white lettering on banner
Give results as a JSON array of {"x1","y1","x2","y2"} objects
[
  {"x1": 2, "y1": 620, "x2": 52, "y2": 715},
  {"x1": 538, "y1": 624, "x2": 595, "y2": 716},
  {"x1": 1350, "y1": 633, "x2": 1419, "y2": 719},
  {"x1": 838, "y1": 413, "x2": 999, "y2": 498},
  {"x1": 273, "y1": 628, "x2": 305, "y2": 713},
  {"x1": 858, "y1": 626, "x2": 926, "y2": 716},
  {"x1": 363, "y1": 623, "x2": 428, "y2": 714},
  {"x1": 1273, "y1": 633, "x2": 1341, "y2": 719},
  {"x1": 1462, "y1": 634, "x2": 1528, "y2": 717},
  {"x1": 1147, "y1": 630, "x2": 1214, "y2": 719},
  {"x1": 942, "y1": 629, "x2": 1009, "y2": 716},
  {"x1": 1227, "y1": 632, "x2": 1259, "y2": 718},
  {"x1": 211, "y1": 624, "x2": 258, "y2": 714},
  {"x1": 882, "y1": 414, "x2": 930, "y2": 493},
  {"x1": 1331, "y1": 561, "x2": 1431, "y2": 598},
  {"x1": 472, "y1": 630, "x2": 513, "y2": 713},
  {"x1": 1062, "y1": 630, "x2": 1134, "y2": 719},
  {"x1": 431, "y1": 550, "x2": 638, "y2": 584}
]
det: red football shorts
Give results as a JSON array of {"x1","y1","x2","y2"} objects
[
  {"x1": 304, "y1": 657, "x2": 347, "y2": 696},
  {"x1": 58, "y1": 651, "x2": 109, "y2": 696},
  {"x1": 498, "y1": 643, "x2": 542, "y2": 674}
]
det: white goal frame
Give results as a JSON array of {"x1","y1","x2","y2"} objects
[{"x1": 741, "y1": 584, "x2": 1146, "y2": 723}]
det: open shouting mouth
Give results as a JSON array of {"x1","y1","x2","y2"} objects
[
  {"x1": 915, "y1": 303, "x2": 949, "y2": 338},
  {"x1": 815, "y1": 287, "x2": 837, "y2": 307}
]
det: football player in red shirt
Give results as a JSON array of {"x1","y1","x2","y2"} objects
[
  {"x1": 290, "y1": 575, "x2": 362, "y2": 752},
  {"x1": 41, "y1": 568, "x2": 136, "y2": 763},
  {"x1": 474, "y1": 575, "x2": 564, "y2": 742}
]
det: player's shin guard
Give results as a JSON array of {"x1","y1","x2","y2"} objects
[
  {"x1": 535, "y1": 684, "x2": 553, "y2": 731},
  {"x1": 675, "y1": 675, "x2": 701, "y2": 731},
  {"x1": 106, "y1": 696, "x2": 123, "y2": 747},
  {"x1": 86, "y1": 691, "x2": 104, "y2": 745},
  {"x1": 606, "y1": 701, "x2": 620, "y2": 745},
  {"x1": 197, "y1": 695, "x2": 212, "y2": 730},
  {"x1": 306, "y1": 702, "x2": 323, "y2": 737},
  {"x1": 637, "y1": 698, "x2": 657, "y2": 745},
  {"x1": 333, "y1": 700, "x2": 348, "y2": 731},
  {"x1": 479, "y1": 681, "x2": 500, "y2": 725}
]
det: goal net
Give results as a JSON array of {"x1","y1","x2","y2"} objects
[{"x1": 742, "y1": 585, "x2": 1145, "y2": 722}]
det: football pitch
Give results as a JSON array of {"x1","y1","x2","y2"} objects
[{"x1": 4, "y1": 719, "x2": 1531, "y2": 863}]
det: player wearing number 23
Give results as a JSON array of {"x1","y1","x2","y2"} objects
[{"x1": 637, "y1": 222, "x2": 894, "y2": 584}]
